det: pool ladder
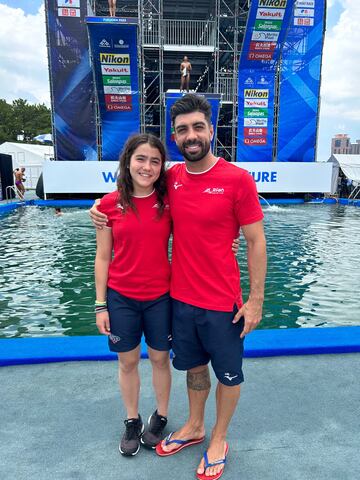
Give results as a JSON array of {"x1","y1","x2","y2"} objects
[{"x1": 5, "y1": 185, "x2": 24, "y2": 203}]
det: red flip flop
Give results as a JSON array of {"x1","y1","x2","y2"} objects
[
  {"x1": 196, "y1": 442, "x2": 229, "y2": 480},
  {"x1": 155, "y1": 432, "x2": 205, "y2": 457}
]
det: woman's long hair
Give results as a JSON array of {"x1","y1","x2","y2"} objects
[{"x1": 116, "y1": 133, "x2": 167, "y2": 216}]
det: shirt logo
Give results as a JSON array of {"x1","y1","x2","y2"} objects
[
  {"x1": 224, "y1": 373, "x2": 238, "y2": 381},
  {"x1": 203, "y1": 187, "x2": 224, "y2": 194},
  {"x1": 109, "y1": 334, "x2": 121, "y2": 344},
  {"x1": 174, "y1": 182, "x2": 183, "y2": 190}
]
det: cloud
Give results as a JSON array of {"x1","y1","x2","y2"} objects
[
  {"x1": 0, "y1": 3, "x2": 50, "y2": 105},
  {"x1": 320, "y1": 0, "x2": 360, "y2": 121}
]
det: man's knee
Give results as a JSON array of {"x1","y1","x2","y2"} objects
[{"x1": 187, "y1": 366, "x2": 211, "y2": 391}]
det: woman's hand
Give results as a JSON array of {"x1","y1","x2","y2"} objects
[{"x1": 96, "y1": 311, "x2": 111, "y2": 335}]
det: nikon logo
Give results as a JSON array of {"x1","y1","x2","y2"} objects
[
  {"x1": 100, "y1": 53, "x2": 130, "y2": 65},
  {"x1": 258, "y1": 0, "x2": 287, "y2": 7},
  {"x1": 244, "y1": 89, "x2": 269, "y2": 99}
]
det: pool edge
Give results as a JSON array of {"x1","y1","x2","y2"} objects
[{"x1": 1, "y1": 326, "x2": 359, "y2": 367}]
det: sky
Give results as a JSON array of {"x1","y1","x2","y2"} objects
[{"x1": 0, "y1": 1, "x2": 359, "y2": 161}]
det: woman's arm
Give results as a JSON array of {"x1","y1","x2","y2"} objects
[{"x1": 95, "y1": 227, "x2": 113, "y2": 334}]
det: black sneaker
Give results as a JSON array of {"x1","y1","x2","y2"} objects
[
  {"x1": 119, "y1": 415, "x2": 144, "y2": 456},
  {"x1": 140, "y1": 410, "x2": 168, "y2": 449}
]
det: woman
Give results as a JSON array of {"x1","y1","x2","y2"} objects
[{"x1": 95, "y1": 134, "x2": 172, "y2": 456}]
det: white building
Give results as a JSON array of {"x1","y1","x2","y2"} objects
[{"x1": 0, "y1": 142, "x2": 54, "y2": 189}]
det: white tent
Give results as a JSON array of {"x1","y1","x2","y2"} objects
[
  {"x1": 328, "y1": 154, "x2": 360, "y2": 198},
  {"x1": 0, "y1": 142, "x2": 54, "y2": 189},
  {"x1": 328, "y1": 154, "x2": 360, "y2": 183}
]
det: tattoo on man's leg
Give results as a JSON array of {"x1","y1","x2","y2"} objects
[{"x1": 187, "y1": 368, "x2": 211, "y2": 391}]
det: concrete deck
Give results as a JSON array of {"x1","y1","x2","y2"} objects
[{"x1": 1, "y1": 353, "x2": 359, "y2": 480}]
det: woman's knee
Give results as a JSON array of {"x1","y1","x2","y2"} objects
[
  {"x1": 118, "y1": 352, "x2": 140, "y2": 374},
  {"x1": 148, "y1": 350, "x2": 170, "y2": 370}
]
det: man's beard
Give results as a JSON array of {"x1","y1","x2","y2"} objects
[{"x1": 178, "y1": 139, "x2": 211, "y2": 162}]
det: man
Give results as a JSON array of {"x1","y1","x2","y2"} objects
[
  {"x1": 90, "y1": 94, "x2": 266, "y2": 479},
  {"x1": 13, "y1": 167, "x2": 25, "y2": 200},
  {"x1": 180, "y1": 56, "x2": 192, "y2": 93}
]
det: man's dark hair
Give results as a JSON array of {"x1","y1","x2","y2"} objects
[{"x1": 170, "y1": 94, "x2": 212, "y2": 126}]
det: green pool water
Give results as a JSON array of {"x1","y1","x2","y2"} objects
[{"x1": 0, "y1": 204, "x2": 359, "y2": 338}]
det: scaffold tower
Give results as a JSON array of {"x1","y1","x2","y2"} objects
[{"x1": 92, "y1": 0, "x2": 250, "y2": 161}]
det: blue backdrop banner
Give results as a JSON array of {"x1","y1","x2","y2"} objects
[
  {"x1": 165, "y1": 93, "x2": 221, "y2": 161},
  {"x1": 87, "y1": 17, "x2": 140, "y2": 161},
  {"x1": 236, "y1": 0, "x2": 294, "y2": 162},
  {"x1": 45, "y1": 0, "x2": 97, "y2": 161},
  {"x1": 277, "y1": 0, "x2": 326, "y2": 162}
]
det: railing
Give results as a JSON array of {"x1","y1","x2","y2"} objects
[
  {"x1": 142, "y1": 18, "x2": 160, "y2": 45},
  {"x1": 5, "y1": 186, "x2": 23, "y2": 203},
  {"x1": 164, "y1": 19, "x2": 215, "y2": 47},
  {"x1": 142, "y1": 19, "x2": 216, "y2": 47},
  {"x1": 218, "y1": 76, "x2": 237, "y2": 103}
]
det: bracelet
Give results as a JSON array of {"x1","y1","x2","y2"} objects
[
  {"x1": 95, "y1": 306, "x2": 108, "y2": 314},
  {"x1": 95, "y1": 300, "x2": 107, "y2": 306}
]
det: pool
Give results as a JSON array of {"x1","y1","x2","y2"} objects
[{"x1": 0, "y1": 203, "x2": 359, "y2": 338}]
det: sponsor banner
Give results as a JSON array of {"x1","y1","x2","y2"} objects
[
  {"x1": 296, "y1": 0, "x2": 315, "y2": 7},
  {"x1": 294, "y1": 17, "x2": 314, "y2": 26},
  {"x1": 237, "y1": 0, "x2": 294, "y2": 161},
  {"x1": 87, "y1": 18, "x2": 140, "y2": 160},
  {"x1": 248, "y1": 51, "x2": 273, "y2": 61},
  {"x1": 251, "y1": 31, "x2": 280, "y2": 42},
  {"x1": 244, "y1": 89, "x2": 269, "y2": 98},
  {"x1": 57, "y1": 7, "x2": 80, "y2": 17},
  {"x1": 101, "y1": 65, "x2": 131, "y2": 75},
  {"x1": 250, "y1": 41, "x2": 277, "y2": 51},
  {"x1": 244, "y1": 108, "x2": 268, "y2": 118},
  {"x1": 244, "y1": 118, "x2": 268, "y2": 127},
  {"x1": 244, "y1": 127, "x2": 268, "y2": 136},
  {"x1": 104, "y1": 94, "x2": 132, "y2": 104},
  {"x1": 258, "y1": 0, "x2": 288, "y2": 7},
  {"x1": 256, "y1": 8, "x2": 285, "y2": 19},
  {"x1": 57, "y1": 0, "x2": 80, "y2": 7},
  {"x1": 254, "y1": 19, "x2": 283, "y2": 31},
  {"x1": 46, "y1": 0, "x2": 97, "y2": 160},
  {"x1": 277, "y1": 0, "x2": 326, "y2": 162},
  {"x1": 244, "y1": 99, "x2": 269, "y2": 108},
  {"x1": 100, "y1": 53, "x2": 130, "y2": 64},
  {"x1": 244, "y1": 137, "x2": 267, "y2": 145},
  {"x1": 106, "y1": 103, "x2": 132, "y2": 111},
  {"x1": 43, "y1": 160, "x2": 333, "y2": 194},
  {"x1": 102, "y1": 75, "x2": 131, "y2": 86},
  {"x1": 103, "y1": 85, "x2": 132, "y2": 94},
  {"x1": 165, "y1": 93, "x2": 221, "y2": 161},
  {"x1": 294, "y1": 8, "x2": 314, "y2": 17}
]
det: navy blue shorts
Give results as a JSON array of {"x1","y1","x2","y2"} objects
[
  {"x1": 107, "y1": 288, "x2": 172, "y2": 353},
  {"x1": 171, "y1": 300, "x2": 245, "y2": 386}
]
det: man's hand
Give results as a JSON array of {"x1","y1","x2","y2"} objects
[
  {"x1": 233, "y1": 299, "x2": 263, "y2": 338},
  {"x1": 231, "y1": 237, "x2": 239, "y2": 254},
  {"x1": 89, "y1": 199, "x2": 108, "y2": 229},
  {"x1": 96, "y1": 311, "x2": 111, "y2": 335}
]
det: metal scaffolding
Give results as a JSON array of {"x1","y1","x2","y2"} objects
[{"x1": 92, "y1": 0, "x2": 250, "y2": 160}]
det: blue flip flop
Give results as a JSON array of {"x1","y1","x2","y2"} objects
[
  {"x1": 156, "y1": 432, "x2": 205, "y2": 456},
  {"x1": 196, "y1": 442, "x2": 229, "y2": 480}
]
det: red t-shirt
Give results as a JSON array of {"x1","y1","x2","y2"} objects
[
  {"x1": 166, "y1": 158, "x2": 264, "y2": 311},
  {"x1": 98, "y1": 190, "x2": 171, "y2": 301}
]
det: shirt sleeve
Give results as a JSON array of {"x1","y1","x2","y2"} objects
[{"x1": 234, "y1": 171, "x2": 264, "y2": 226}]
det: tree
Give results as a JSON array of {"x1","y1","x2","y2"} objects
[{"x1": 0, "y1": 98, "x2": 52, "y2": 144}]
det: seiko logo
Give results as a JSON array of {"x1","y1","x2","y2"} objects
[
  {"x1": 203, "y1": 188, "x2": 224, "y2": 194},
  {"x1": 174, "y1": 182, "x2": 183, "y2": 190}
]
